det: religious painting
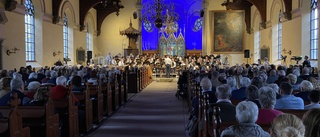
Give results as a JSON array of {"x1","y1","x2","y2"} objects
[{"x1": 211, "y1": 10, "x2": 244, "y2": 53}]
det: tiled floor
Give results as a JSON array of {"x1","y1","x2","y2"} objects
[{"x1": 88, "y1": 79, "x2": 190, "y2": 137}]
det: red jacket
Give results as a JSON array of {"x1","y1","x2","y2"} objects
[{"x1": 51, "y1": 85, "x2": 78, "y2": 103}]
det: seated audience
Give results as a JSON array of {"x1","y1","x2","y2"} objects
[
  {"x1": 27, "y1": 87, "x2": 48, "y2": 106},
  {"x1": 266, "y1": 70, "x2": 278, "y2": 84},
  {"x1": 70, "y1": 75, "x2": 84, "y2": 92},
  {"x1": 245, "y1": 85, "x2": 261, "y2": 108},
  {"x1": 200, "y1": 77, "x2": 215, "y2": 103},
  {"x1": 226, "y1": 76, "x2": 237, "y2": 91},
  {"x1": 210, "y1": 84, "x2": 236, "y2": 122},
  {"x1": 299, "y1": 67, "x2": 311, "y2": 81},
  {"x1": 267, "y1": 83, "x2": 281, "y2": 99},
  {"x1": 0, "y1": 69, "x2": 8, "y2": 78},
  {"x1": 251, "y1": 77, "x2": 262, "y2": 88},
  {"x1": 275, "y1": 82, "x2": 304, "y2": 109},
  {"x1": 231, "y1": 77, "x2": 250, "y2": 100},
  {"x1": 257, "y1": 87, "x2": 282, "y2": 124},
  {"x1": 46, "y1": 71, "x2": 58, "y2": 85},
  {"x1": 41, "y1": 70, "x2": 51, "y2": 83},
  {"x1": 26, "y1": 72, "x2": 41, "y2": 86},
  {"x1": 211, "y1": 71, "x2": 223, "y2": 89},
  {"x1": 51, "y1": 76, "x2": 79, "y2": 103},
  {"x1": 302, "y1": 108, "x2": 320, "y2": 137},
  {"x1": 0, "y1": 78, "x2": 29, "y2": 106},
  {"x1": 287, "y1": 74, "x2": 300, "y2": 90},
  {"x1": 295, "y1": 80, "x2": 313, "y2": 101},
  {"x1": 309, "y1": 76, "x2": 320, "y2": 90},
  {"x1": 270, "y1": 114, "x2": 305, "y2": 137},
  {"x1": 87, "y1": 70, "x2": 98, "y2": 85},
  {"x1": 221, "y1": 101, "x2": 269, "y2": 137},
  {"x1": 0, "y1": 77, "x2": 12, "y2": 98},
  {"x1": 25, "y1": 81, "x2": 41, "y2": 99},
  {"x1": 304, "y1": 90, "x2": 320, "y2": 109}
]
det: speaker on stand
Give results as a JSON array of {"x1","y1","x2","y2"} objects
[
  {"x1": 133, "y1": 12, "x2": 137, "y2": 19},
  {"x1": 87, "y1": 51, "x2": 92, "y2": 65},
  {"x1": 244, "y1": 49, "x2": 250, "y2": 64},
  {"x1": 200, "y1": 10, "x2": 204, "y2": 17}
]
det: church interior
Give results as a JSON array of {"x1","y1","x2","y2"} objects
[
  {"x1": 0, "y1": 0, "x2": 320, "y2": 137},
  {"x1": 0, "y1": 0, "x2": 319, "y2": 69}
]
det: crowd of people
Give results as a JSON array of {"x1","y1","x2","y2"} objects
[
  {"x1": 0, "y1": 53, "x2": 320, "y2": 136},
  {"x1": 180, "y1": 54, "x2": 320, "y2": 137}
]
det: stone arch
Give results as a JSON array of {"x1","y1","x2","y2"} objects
[
  {"x1": 270, "y1": 0, "x2": 284, "y2": 21},
  {"x1": 60, "y1": 1, "x2": 76, "y2": 24},
  {"x1": 85, "y1": 12, "x2": 96, "y2": 33}
]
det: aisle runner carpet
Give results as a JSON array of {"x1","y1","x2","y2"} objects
[{"x1": 88, "y1": 80, "x2": 189, "y2": 137}]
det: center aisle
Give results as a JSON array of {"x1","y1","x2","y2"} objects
[{"x1": 88, "y1": 79, "x2": 190, "y2": 137}]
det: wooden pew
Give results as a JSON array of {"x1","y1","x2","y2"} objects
[
  {"x1": 0, "y1": 93, "x2": 30, "y2": 137},
  {"x1": 278, "y1": 109, "x2": 308, "y2": 119},
  {"x1": 0, "y1": 96, "x2": 59, "y2": 137},
  {"x1": 123, "y1": 71, "x2": 129, "y2": 102},
  {"x1": 117, "y1": 73, "x2": 125, "y2": 105},
  {"x1": 73, "y1": 89, "x2": 93, "y2": 133},
  {"x1": 86, "y1": 81, "x2": 104, "y2": 124},
  {"x1": 99, "y1": 78, "x2": 110, "y2": 116},
  {"x1": 53, "y1": 91, "x2": 79, "y2": 137},
  {"x1": 112, "y1": 75, "x2": 119, "y2": 111}
]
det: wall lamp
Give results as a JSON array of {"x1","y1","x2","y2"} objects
[
  {"x1": 6, "y1": 47, "x2": 19, "y2": 56},
  {"x1": 53, "y1": 50, "x2": 62, "y2": 57}
]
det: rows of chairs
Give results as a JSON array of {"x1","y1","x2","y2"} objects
[
  {"x1": 0, "y1": 67, "x2": 153, "y2": 137},
  {"x1": 184, "y1": 71, "x2": 309, "y2": 137}
]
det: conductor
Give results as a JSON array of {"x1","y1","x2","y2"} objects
[
  {"x1": 302, "y1": 55, "x2": 311, "y2": 68},
  {"x1": 164, "y1": 55, "x2": 172, "y2": 78}
]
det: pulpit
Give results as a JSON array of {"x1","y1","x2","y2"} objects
[{"x1": 120, "y1": 20, "x2": 140, "y2": 57}]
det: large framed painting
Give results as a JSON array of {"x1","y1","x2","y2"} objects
[{"x1": 211, "y1": 10, "x2": 244, "y2": 53}]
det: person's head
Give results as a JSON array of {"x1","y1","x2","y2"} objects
[
  {"x1": 245, "y1": 85, "x2": 259, "y2": 100},
  {"x1": 50, "y1": 71, "x2": 58, "y2": 79},
  {"x1": 13, "y1": 72, "x2": 22, "y2": 80},
  {"x1": 280, "y1": 82, "x2": 293, "y2": 95},
  {"x1": 33, "y1": 88, "x2": 47, "y2": 101},
  {"x1": 270, "y1": 114, "x2": 305, "y2": 137},
  {"x1": 90, "y1": 70, "x2": 97, "y2": 78},
  {"x1": 251, "y1": 77, "x2": 262, "y2": 88},
  {"x1": 45, "y1": 70, "x2": 51, "y2": 78},
  {"x1": 56, "y1": 76, "x2": 67, "y2": 86},
  {"x1": 211, "y1": 71, "x2": 219, "y2": 79},
  {"x1": 200, "y1": 77, "x2": 212, "y2": 91},
  {"x1": 259, "y1": 73, "x2": 268, "y2": 83},
  {"x1": 270, "y1": 70, "x2": 277, "y2": 75},
  {"x1": 226, "y1": 77, "x2": 236, "y2": 88},
  {"x1": 28, "y1": 72, "x2": 38, "y2": 79},
  {"x1": 240, "y1": 77, "x2": 251, "y2": 87},
  {"x1": 308, "y1": 90, "x2": 320, "y2": 103},
  {"x1": 236, "y1": 101, "x2": 258, "y2": 123},
  {"x1": 287, "y1": 74, "x2": 297, "y2": 84},
  {"x1": 278, "y1": 70, "x2": 286, "y2": 77},
  {"x1": 0, "y1": 77, "x2": 12, "y2": 90},
  {"x1": 258, "y1": 87, "x2": 277, "y2": 109},
  {"x1": 27, "y1": 81, "x2": 41, "y2": 92},
  {"x1": 71, "y1": 75, "x2": 82, "y2": 87},
  {"x1": 10, "y1": 78, "x2": 24, "y2": 91},
  {"x1": 304, "y1": 55, "x2": 309, "y2": 60},
  {"x1": 302, "y1": 67, "x2": 310, "y2": 75},
  {"x1": 292, "y1": 69, "x2": 300, "y2": 77},
  {"x1": 302, "y1": 108, "x2": 320, "y2": 137},
  {"x1": 0, "y1": 69, "x2": 7, "y2": 78},
  {"x1": 216, "y1": 84, "x2": 231, "y2": 99},
  {"x1": 300, "y1": 80, "x2": 313, "y2": 92},
  {"x1": 267, "y1": 83, "x2": 280, "y2": 94}
]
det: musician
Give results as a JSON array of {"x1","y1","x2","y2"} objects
[
  {"x1": 164, "y1": 55, "x2": 172, "y2": 78},
  {"x1": 302, "y1": 55, "x2": 311, "y2": 68},
  {"x1": 171, "y1": 58, "x2": 176, "y2": 74}
]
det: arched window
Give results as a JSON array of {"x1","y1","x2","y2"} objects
[
  {"x1": 25, "y1": 0, "x2": 35, "y2": 61},
  {"x1": 86, "y1": 25, "x2": 89, "y2": 51},
  {"x1": 311, "y1": 0, "x2": 318, "y2": 60},
  {"x1": 63, "y1": 13, "x2": 68, "y2": 59},
  {"x1": 278, "y1": 10, "x2": 282, "y2": 60}
]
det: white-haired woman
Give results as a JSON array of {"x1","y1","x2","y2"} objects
[
  {"x1": 295, "y1": 80, "x2": 314, "y2": 101},
  {"x1": 270, "y1": 114, "x2": 305, "y2": 137},
  {"x1": 256, "y1": 87, "x2": 283, "y2": 124},
  {"x1": 221, "y1": 101, "x2": 269, "y2": 137}
]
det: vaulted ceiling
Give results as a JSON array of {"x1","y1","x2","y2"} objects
[
  {"x1": 4, "y1": 0, "x2": 293, "y2": 35},
  {"x1": 52, "y1": 0, "x2": 124, "y2": 36}
]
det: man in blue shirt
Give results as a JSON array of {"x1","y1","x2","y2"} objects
[{"x1": 275, "y1": 82, "x2": 304, "y2": 109}]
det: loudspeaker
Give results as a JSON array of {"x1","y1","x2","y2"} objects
[
  {"x1": 200, "y1": 10, "x2": 204, "y2": 17},
  {"x1": 87, "y1": 51, "x2": 92, "y2": 61},
  {"x1": 133, "y1": 12, "x2": 137, "y2": 19},
  {"x1": 244, "y1": 50, "x2": 250, "y2": 58}
]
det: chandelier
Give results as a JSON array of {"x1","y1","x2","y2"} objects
[{"x1": 141, "y1": 0, "x2": 179, "y2": 29}]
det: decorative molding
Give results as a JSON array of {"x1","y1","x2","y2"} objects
[
  {"x1": 5, "y1": 0, "x2": 17, "y2": 11},
  {"x1": 292, "y1": 8, "x2": 301, "y2": 19}
]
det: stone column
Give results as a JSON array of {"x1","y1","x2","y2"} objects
[{"x1": 202, "y1": 0, "x2": 209, "y2": 55}]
